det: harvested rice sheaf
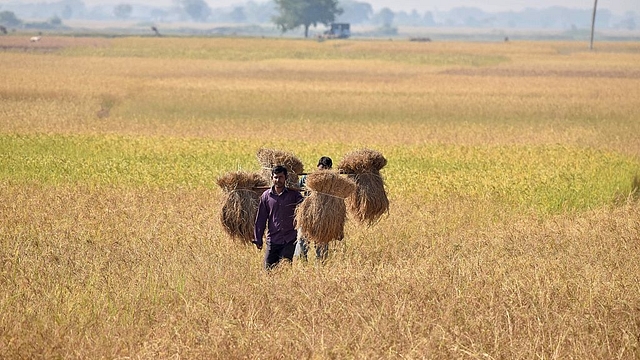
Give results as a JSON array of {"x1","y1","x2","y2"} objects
[
  {"x1": 217, "y1": 171, "x2": 269, "y2": 243},
  {"x1": 338, "y1": 148, "x2": 387, "y2": 174},
  {"x1": 295, "y1": 171, "x2": 355, "y2": 244},
  {"x1": 256, "y1": 148, "x2": 304, "y2": 189},
  {"x1": 346, "y1": 172, "x2": 389, "y2": 224},
  {"x1": 216, "y1": 171, "x2": 269, "y2": 193},
  {"x1": 296, "y1": 193, "x2": 347, "y2": 244},
  {"x1": 338, "y1": 149, "x2": 389, "y2": 225},
  {"x1": 220, "y1": 190, "x2": 260, "y2": 243},
  {"x1": 304, "y1": 170, "x2": 356, "y2": 199}
]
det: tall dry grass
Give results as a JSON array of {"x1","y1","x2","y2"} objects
[
  {"x1": 1, "y1": 185, "x2": 638, "y2": 358},
  {"x1": 1, "y1": 36, "x2": 640, "y2": 358}
]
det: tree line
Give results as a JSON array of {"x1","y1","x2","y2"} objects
[{"x1": 1, "y1": 0, "x2": 637, "y2": 35}]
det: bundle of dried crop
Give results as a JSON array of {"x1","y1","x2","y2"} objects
[
  {"x1": 256, "y1": 148, "x2": 304, "y2": 190},
  {"x1": 217, "y1": 171, "x2": 268, "y2": 243},
  {"x1": 338, "y1": 149, "x2": 389, "y2": 225},
  {"x1": 295, "y1": 170, "x2": 356, "y2": 244}
]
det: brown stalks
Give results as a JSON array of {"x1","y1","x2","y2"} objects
[
  {"x1": 338, "y1": 149, "x2": 390, "y2": 225},
  {"x1": 256, "y1": 148, "x2": 304, "y2": 190},
  {"x1": 296, "y1": 170, "x2": 356, "y2": 244},
  {"x1": 217, "y1": 171, "x2": 268, "y2": 242}
]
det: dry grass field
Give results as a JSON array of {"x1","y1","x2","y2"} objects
[{"x1": 1, "y1": 36, "x2": 640, "y2": 358}]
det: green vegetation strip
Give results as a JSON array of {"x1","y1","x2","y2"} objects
[
  {"x1": 2, "y1": 134, "x2": 638, "y2": 214},
  {"x1": 0, "y1": 134, "x2": 255, "y2": 188},
  {"x1": 387, "y1": 145, "x2": 639, "y2": 213}
]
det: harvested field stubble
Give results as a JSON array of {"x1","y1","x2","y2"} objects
[{"x1": 2, "y1": 184, "x2": 639, "y2": 359}]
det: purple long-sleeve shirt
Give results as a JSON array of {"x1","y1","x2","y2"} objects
[{"x1": 254, "y1": 186, "x2": 303, "y2": 246}]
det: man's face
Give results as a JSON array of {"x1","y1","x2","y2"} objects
[{"x1": 272, "y1": 172, "x2": 286, "y2": 188}]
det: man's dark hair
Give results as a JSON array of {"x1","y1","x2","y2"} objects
[
  {"x1": 272, "y1": 165, "x2": 288, "y2": 177},
  {"x1": 318, "y1": 156, "x2": 333, "y2": 169}
]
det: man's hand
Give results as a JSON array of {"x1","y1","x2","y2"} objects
[{"x1": 251, "y1": 239, "x2": 263, "y2": 250}]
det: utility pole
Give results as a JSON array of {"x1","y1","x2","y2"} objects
[{"x1": 590, "y1": 0, "x2": 598, "y2": 50}]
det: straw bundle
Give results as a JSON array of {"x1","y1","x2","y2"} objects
[
  {"x1": 217, "y1": 171, "x2": 268, "y2": 193},
  {"x1": 338, "y1": 148, "x2": 387, "y2": 174},
  {"x1": 295, "y1": 171, "x2": 356, "y2": 244},
  {"x1": 217, "y1": 171, "x2": 269, "y2": 243},
  {"x1": 338, "y1": 149, "x2": 389, "y2": 225},
  {"x1": 256, "y1": 148, "x2": 304, "y2": 189},
  {"x1": 305, "y1": 170, "x2": 356, "y2": 198}
]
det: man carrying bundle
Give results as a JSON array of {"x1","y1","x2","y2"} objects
[
  {"x1": 295, "y1": 159, "x2": 356, "y2": 263},
  {"x1": 295, "y1": 156, "x2": 334, "y2": 262},
  {"x1": 253, "y1": 165, "x2": 304, "y2": 270}
]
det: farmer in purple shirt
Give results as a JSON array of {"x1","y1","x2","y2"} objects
[{"x1": 253, "y1": 165, "x2": 304, "y2": 269}]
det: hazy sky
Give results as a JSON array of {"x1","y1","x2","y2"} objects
[
  {"x1": 365, "y1": 0, "x2": 636, "y2": 14},
  {"x1": 1, "y1": 0, "x2": 637, "y2": 15},
  {"x1": 198, "y1": 0, "x2": 633, "y2": 15}
]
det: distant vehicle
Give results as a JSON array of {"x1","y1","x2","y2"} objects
[{"x1": 322, "y1": 23, "x2": 350, "y2": 39}]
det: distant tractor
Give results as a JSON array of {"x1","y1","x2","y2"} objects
[{"x1": 322, "y1": 23, "x2": 350, "y2": 39}]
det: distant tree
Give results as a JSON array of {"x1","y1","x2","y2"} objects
[
  {"x1": 408, "y1": 9, "x2": 422, "y2": 25},
  {"x1": 229, "y1": 6, "x2": 246, "y2": 23},
  {"x1": 336, "y1": 0, "x2": 372, "y2": 24},
  {"x1": 272, "y1": 0, "x2": 342, "y2": 38},
  {"x1": 423, "y1": 11, "x2": 435, "y2": 26},
  {"x1": 0, "y1": 11, "x2": 22, "y2": 27},
  {"x1": 113, "y1": 3, "x2": 133, "y2": 19},
  {"x1": 395, "y1": 9, "x2": 422, "y2": 26},
  {"x1": 373, "y1": 7, "x2": 394, "y2": 27},
  {"x1": 177, "y1": 0, "x2": 211, "y2": 22},
  {"x1": 49, "y1": 15, "x2": 62, "y2": 25},
  {"x1": 370, "y1": 7, "x2": 396, "y2": 35},
  {"x1": 60, "y1": 0, "x2": 86, "y2": 20}
]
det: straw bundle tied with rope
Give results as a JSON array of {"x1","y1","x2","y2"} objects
[
  {"x1": 338, "y1": 149, "x2": 389, "y2": 225},
  {"x1": 295, "y1": 170, "x2": 356, "y2": 244},
  {"x1": 217, "y1": 171, "x2": 269, "y2": 243},
  {"x1": 256, "y1": 148, "x2": 304, "y2": 190}
]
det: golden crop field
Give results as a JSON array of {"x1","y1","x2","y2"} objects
[{"x1": 1, "y1": 35, "x2": 640, "y2": 359}]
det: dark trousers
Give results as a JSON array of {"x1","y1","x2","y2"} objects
[{"x1": 264, "y1": 240, "x2": 296, "y2": 270}]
